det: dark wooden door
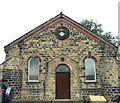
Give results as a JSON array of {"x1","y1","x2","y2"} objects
[{"x1": 56, "y1": 72, "x2": 70, "y2": 99}]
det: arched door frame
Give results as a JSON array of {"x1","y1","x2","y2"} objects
[{"x1": 56, "y1": 64, "x2": 70, "y2": 99}]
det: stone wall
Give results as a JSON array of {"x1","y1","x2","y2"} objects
[
  {"x1": 0, "y1": 20, "x2": 119, "y2": 101},
  {"x1": 0, "y1": 55, "x2": 23, "y2": 100},
  {"x1": 100, "y1": 57, "x2": 119, "y2": 100},
  {"x1": 1, "y1": 68, "x2": 22, "y2": 99}
]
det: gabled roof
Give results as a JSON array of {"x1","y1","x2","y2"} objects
[{"x1": 4, "y1": 12, "x2": 117, "y2": 52}]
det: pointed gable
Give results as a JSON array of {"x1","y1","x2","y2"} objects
[{"x1": 4, "y1": 12, "x2": 117, "y2": 53}]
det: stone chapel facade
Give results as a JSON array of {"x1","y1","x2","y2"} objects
[{"x1": 0, "y1": 13, "x2": 120, "y2": 102}]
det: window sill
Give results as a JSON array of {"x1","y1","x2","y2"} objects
[
  {"x1": 26, "y1": 81, "x2": 41, "y2": 84},
  {"x1": 84, "y1": 81, "x2": 99, "y2": 84}
]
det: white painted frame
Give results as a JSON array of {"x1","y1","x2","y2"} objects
[
  {"x1": 28, "y1": 57, "x2": 39, "y2": 82},
  {"x1": 85, "y1": 58, "x2": 96, "y2": 82}
]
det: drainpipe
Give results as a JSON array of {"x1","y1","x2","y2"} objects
[
  {"x1": 118, "y1": 2, "x2": 120, "y2": 88},
  {"x1": 118, "y1": 2, "x2": 120, "y2": 61}
]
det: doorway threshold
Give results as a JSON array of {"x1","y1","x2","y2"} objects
[{"x1": 54, "y1": 99, "x2": 71, "y2": 101}]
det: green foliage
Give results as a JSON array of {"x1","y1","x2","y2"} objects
[
  {"x1": 80, "y1": 19, "x2": 103, "y2": 35},
  {"x1": 80, "y1": 19, "x2": 118, "y2": 46}
]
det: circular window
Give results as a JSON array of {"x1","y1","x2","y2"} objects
[{"x1": 54, "y1": 26, "x2": 70, "y2": 40}]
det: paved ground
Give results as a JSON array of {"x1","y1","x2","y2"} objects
[{"x1": 11, "y1": 101, "x2": 84, "y2": 103}]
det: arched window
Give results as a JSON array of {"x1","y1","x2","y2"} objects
[
  {"x1": 28, "y1": 57, "x2": 39, "y2": 82},
  {"x1": 85, "y1": 58, "x2": 96, "y2": 82}
]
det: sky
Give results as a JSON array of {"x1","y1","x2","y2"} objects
[{"x1": 0, "y1": 0, "x2": 119, "y2": 64}]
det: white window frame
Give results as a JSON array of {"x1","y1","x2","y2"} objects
[
  {"x1": 85, "y1": 58, "x2": 96, "y2": 82},
  {"x1": 28, "y1": 57, "x2": 39, "y2": 82}
]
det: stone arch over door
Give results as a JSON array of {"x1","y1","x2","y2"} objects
[{"x1": 45, "y1": 54, "x2": 80, "y2": 101}]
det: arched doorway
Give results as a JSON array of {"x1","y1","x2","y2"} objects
[{"x1": 56, "y1": 64, "x2": 70, "y2": 99}]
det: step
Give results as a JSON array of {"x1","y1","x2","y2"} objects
[{"x1": 11, "y1": 100, "x2": 83, "y2": 103}]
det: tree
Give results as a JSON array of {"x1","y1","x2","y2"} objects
[
  {"x1": 102, "y1": 32, "x2": 116, "y2": 43},
  {"x1": 80, "y1": 19, "x2": 103, "y2": 35},
  {"x1": 80, "y1": 19, "x2": 118, "y2": 45}
]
